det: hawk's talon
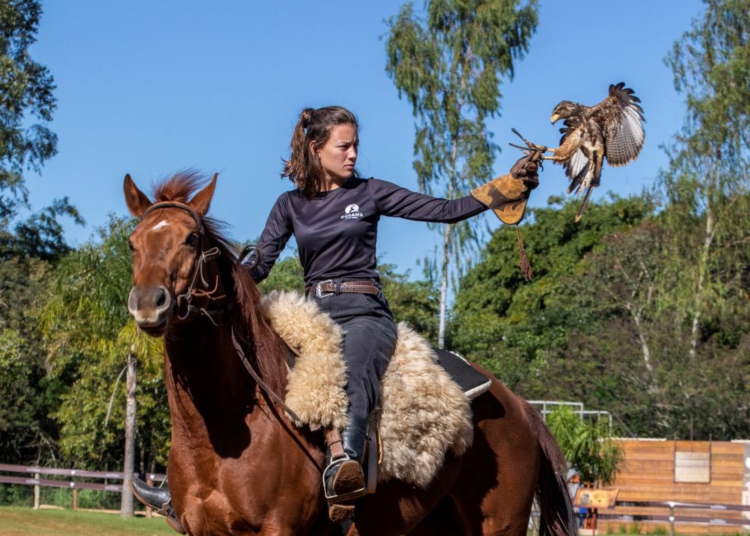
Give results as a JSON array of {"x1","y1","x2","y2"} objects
[{"x1": 510, "y1": 128, "x2": 548, "y2": 154}]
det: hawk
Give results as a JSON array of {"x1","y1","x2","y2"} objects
[{"x1": 547, "y1": 82, "x2": 645, "y2": 221}]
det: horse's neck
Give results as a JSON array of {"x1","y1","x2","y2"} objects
[{"x1": 163, "y1": 315, "x2": 256, "y2": 423}]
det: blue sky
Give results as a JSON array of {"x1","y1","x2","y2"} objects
[{"x1": 27, "y1": 0, "x2": 703, "y2": 278}]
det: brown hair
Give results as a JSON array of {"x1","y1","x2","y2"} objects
[{"x1": 282, "y1": 106, "x2": 359, "y2": 197}]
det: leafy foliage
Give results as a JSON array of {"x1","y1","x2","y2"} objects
[
  {"x1": 546, "y1": 406, "x2": 622, "y2": 486},
  {"x1": 385, "y1": 0, "x2": 539, "y2": 347},
  {"x1": 39, "y1": 216, "x2": 168, "y2": 469},
  {"x1": 0, "y1": 0, "x2": 57, "y2": 212},
  {"x1": 450, "y1": 195, "x2": 653, "y2": 394},
  {"x1": 379, "y1": 263, "x2": 439, "y2": 344},
  {"x1": 0, "y1": 1, "x2": 84, "y2": 466},
  {"x1": 258, "y1": 255, "x2": 305, "y2": 293},
  {"x1": 660, "y1": 0, "x2": 750, "y2": 360}
]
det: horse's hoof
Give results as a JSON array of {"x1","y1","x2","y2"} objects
[{"x1": 328, "y1": 501, "x2": 355, "y2": 524}]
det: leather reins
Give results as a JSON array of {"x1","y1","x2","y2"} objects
[{"x1": 138, "y1": 202, "x2": 304, "y2": 424}]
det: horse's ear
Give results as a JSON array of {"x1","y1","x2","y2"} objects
[
  {"x1": 124, "y1": 174, "x2": 153, "y2": 217},
  {"x1": 190, "y1": 173, "x2": 218, "y2": 217}
]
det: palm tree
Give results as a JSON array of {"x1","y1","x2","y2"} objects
[
  {"x1": 546, "y1": 406, "x2": 623, "y2": 487},
  {"x1": 39, "y1": 216, "x2": 166, "y2": 516}
]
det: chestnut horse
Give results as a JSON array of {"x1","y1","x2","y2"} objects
[{"x1": 124, "y1": 171, "x2": 577, "y2": 536}]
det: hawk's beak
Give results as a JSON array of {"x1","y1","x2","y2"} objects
[{"x1": 550, "y1": 113, "x2": 560, "y2": 123}]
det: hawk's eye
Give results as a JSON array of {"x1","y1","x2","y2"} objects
[{"x1": 185, "y1": 233, "x2": 198, "y2": 247}]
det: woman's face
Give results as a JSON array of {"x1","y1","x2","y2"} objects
[{"x1": 315, "y1": 123, "x2": 358, "y2": 186}]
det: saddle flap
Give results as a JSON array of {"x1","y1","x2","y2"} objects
[{"x1": 433, "y1": 348, "x2": 492, "y2": 399}]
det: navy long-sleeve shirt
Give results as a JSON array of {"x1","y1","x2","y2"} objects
[{"x1": 250, "y1": 177, "x2": 487, "y2": 285}]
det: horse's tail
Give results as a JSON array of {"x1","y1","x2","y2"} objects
[{"x1": 524, "y1": 400, "x2": 578, "y2": 536}]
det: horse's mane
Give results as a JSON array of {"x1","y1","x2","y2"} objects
[{"x1": 152, "y1": 171, "x2": 288, "y2": 394}]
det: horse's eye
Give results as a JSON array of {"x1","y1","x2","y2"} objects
[
  {"x1": 128, "y1": 239, "x2": 135, "y2": 252},
  {"x1": 185, "y1": 233, "x2": 198, "y2": 247}
]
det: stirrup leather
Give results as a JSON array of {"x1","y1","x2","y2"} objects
[{"x1": 323, "y1": 427, "x2": 366, "y2": 504}]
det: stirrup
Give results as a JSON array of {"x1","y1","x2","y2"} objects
[{"x1": 323, "y1": 457, "x2": 366, "y2": 503}]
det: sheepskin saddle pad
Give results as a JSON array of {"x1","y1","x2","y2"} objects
[{"x1": 261, "y1": 290, "x2": 490, "y2": 488}]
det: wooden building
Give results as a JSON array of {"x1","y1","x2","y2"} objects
[{"x1": 593, "y1": 439, "x2": 750, "y2": 535}]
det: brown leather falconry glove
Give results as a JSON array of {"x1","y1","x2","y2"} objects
[{"x1": 471, "y1": 154, "x2": 540, "y2": 225}]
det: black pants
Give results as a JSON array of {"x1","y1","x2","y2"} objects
[{"x1": 310, "y1": 290, "x2": 398, "y2": 424}]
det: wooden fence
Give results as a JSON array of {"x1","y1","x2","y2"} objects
[
  {"x1": 0, "y1": 463, "x2": 166, "y2": 510},
  {"x1": 595, "y1": 500, "x2": 750, "y2": 535}
]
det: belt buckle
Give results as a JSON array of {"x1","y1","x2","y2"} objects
[{"x1": 315, "y1": 279, "x2": 335, "y2": 299}]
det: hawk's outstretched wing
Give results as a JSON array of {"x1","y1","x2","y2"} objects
[
  {"x1": 548, "y1": 82, "x2": 646, "y2": 221},
  {"x1": 592, "y1": 82, "x2": 646, "y2": 167}
]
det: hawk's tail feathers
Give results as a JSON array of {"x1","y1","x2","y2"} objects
[
  {"x1": 567, "y1": 160, "x2": 590, "y2": 195},
  {"x1": 575, "y1": 187, "x2": 594, "y2": 222}
]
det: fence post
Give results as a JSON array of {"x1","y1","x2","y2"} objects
[
  {"x1": 33, "y1": 473, "x2": 40, "y2": 509},
  {"x1": 668, "y1": 503, "x2": 675, "y2": 536},
  {"x1": 73, "y1": 488, "x2": 78, "y2": 510}
]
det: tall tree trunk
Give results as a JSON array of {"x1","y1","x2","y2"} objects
[
  {"x1": 120, "y1": 346, "x2": 137, "y2": 517},
  {"x1": 688, "y1": 178, "x2": 716, "y2": 361},
  {"x1": 437, "y1": 137, "x2": 460, "y2": 349},
  {"x1": 629, "y1": 309, "x2": 652, "y2": 373},
  {"x1": 438, "y1": 222, "x2": 452, "y2": 348}
]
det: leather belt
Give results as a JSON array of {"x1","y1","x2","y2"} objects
[{"x1": 306, "y1": 279, "x2": 380, "y2": 299}]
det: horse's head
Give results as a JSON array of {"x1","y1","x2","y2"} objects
[{"x1": 124, "y1": 173, "x2": 218, "y2": 336}]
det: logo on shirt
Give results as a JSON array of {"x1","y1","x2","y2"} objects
[{"x1": 341, "y1": 203, "x2": 364, "y2": 220}]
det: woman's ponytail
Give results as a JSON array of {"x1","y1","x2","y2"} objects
[{"x1": 283, "y1": 108, "x2": 316, "y2": 193}]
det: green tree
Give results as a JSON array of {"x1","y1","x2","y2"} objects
[
  {"x1": 450, "y1": 195, "x2": 653, "y2": 396},
  {"x1": 0, "y1": 0, "x2": 83, "y2": 465},
  {"x1": 538, "y1": 220, "x2": 671, "y2": 437},
  {"x1": 385, "y1": 0, "x2": 538, "y2": 348},
  {"x1": 0, "y1": 204, "x2": 81, "y2": 465},
  {"x1": 379, "y1": 263, "x2": 439, "y2": 344},
  {"x1": 0, "y1": 0, "x2": 57, "y2": 214},
  {"x1": 572, "y1": 223, "x2": 667, "y2": 391},
  {"x1": 624, "y1": 0, "x2": 750, "y2": 440},
  {"x1": 546, "y1": 406, "x2": 622, "y2": 486},
  {"x1": 39, "y1": 216, "x2": 168, "y2": 471},
  {"x1": 661, "y1": 0, "x2": 750, "y2": 361},
  {"x1": 259, "y1": 256, "x2": 305, "y2": 294}
]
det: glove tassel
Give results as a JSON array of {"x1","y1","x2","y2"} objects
[{"x1": 516, "y1": 225, "x2": 533, "y2": 282}]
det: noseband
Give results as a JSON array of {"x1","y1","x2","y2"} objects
[{"x1": 140, "y1": 202, "x2": 223, "y2": 322}]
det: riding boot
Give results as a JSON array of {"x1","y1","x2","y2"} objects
[
  {"x1": 323, "y1": 416, "x2": 368, "y2": 522},
  {"x1": 128, "y1": 478, "x2": 186, "y2": 534}
]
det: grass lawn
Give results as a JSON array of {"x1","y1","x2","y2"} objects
[{"x1": 0, "y1": 507, "x2": 176, "y2": 536}]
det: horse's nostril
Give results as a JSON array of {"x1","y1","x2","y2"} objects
[{"x1": 154, "y1": 286, "x2": 171, "y2": 313}]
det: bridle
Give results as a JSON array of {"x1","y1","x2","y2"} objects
[
  {"x1": 137, "y1": 201, "x2": 304, "y2": 425},
  {"x1": 141, "y1": 202, "x2": 223, "y2": 322}
]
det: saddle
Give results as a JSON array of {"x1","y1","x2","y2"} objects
[{"x1": 261, "y1": 290, "x2": 491, "y2": 488}]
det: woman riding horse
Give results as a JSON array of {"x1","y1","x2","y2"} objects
[{"x1": 128, "y1": 106, "x2": 553, "y2": 534}]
